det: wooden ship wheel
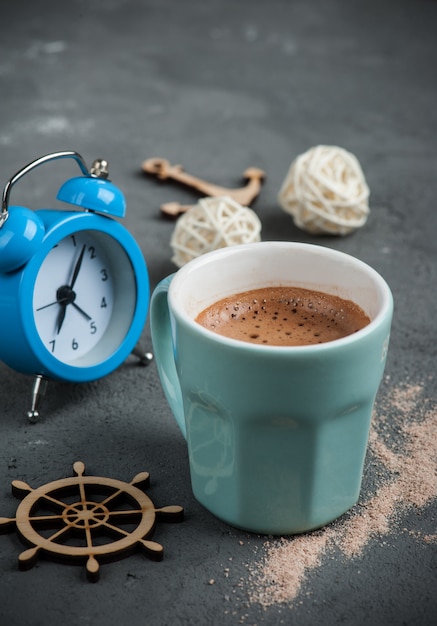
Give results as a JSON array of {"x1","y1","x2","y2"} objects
[{"x1": 0, "y1": 461, "x2": 184, "y2": 581}]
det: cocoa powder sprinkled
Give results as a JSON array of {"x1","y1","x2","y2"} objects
[{"x1": 248, "y1": 382, "x2": 437, "y2": 607}]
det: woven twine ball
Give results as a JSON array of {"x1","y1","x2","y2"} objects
[
  {"x1": 278, "y1": 145, "x2": 370, "y2": 235},
  {"x1": 170, "y1": 196, "x2": 262, "y2": 267}
]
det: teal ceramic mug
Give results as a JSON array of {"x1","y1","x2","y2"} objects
[{"x1": 150, "y1": 241, "x2": 393, "y2": 535}]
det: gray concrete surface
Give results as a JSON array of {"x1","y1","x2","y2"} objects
[{"x1": 0, "y1": 0, "x2": 436, "y2": 624}]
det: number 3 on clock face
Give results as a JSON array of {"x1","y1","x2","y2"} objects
[
  {"x1": 15, "y1": 216, "x2": 148, "y2": 381},
  {"x1": 33, "y1": 232, "x2": 114, "y2": 363},
  {"x1": 0, "y1": 152, "x2": 150, "y2": 392}
]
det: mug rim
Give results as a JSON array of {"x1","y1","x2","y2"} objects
[{"x1": 167, "y1": 241, "x2": 393, "y2": 353}]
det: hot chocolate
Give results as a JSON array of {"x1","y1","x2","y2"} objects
[{"x1": 195, "y1": 286, "x2": 370, "y2": 346}]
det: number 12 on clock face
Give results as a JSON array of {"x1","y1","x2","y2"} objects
[{"x1": 33, "y1": 232, "x2": 114, "y2": 364}]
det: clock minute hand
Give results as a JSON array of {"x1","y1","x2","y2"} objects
[{"x1": 70, "y1": 244, "x2": 86, "y2": 289}]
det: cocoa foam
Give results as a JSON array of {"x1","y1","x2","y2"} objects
[{"x1": 195, "y1": 286, "x2": 370, "y2": 346}]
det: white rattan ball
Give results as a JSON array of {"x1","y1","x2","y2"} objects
[
  {"x1": 278, "y1": 145, "x2": 370, "y2": 235},
  {"x1": 170, "y1": 196, "x2": 262, "y2": 267}
]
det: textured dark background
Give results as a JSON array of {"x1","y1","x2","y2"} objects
[{"x1": 0, "y1": 1, "x2": 436, "y2": 624}]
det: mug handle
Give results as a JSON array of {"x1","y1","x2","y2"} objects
[{"x1": 150, "y1": 274, "x2": 187, "y2": 439}]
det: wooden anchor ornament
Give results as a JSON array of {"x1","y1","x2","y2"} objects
[
  {"x1": 142, "y1": 157, "x2": 265, "y2": 216},
  {"x1": 0, "y1": 461, "x2": 184, "y2": 582}
]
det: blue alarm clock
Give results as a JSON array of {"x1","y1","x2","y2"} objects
[{"x1": 0, "y1": 151, "x2": 151, "y2": 420}]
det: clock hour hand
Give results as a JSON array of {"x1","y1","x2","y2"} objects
[{"x1": 56, "y1": 302, "x2": 68, "y2": 335}]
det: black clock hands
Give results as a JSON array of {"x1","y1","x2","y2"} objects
[
  {"x1": 37, "y1": 298, "x2": 92, "y2": 321},
  {"x1": 54, "y1": 244, "x2": 89, "y2": 335},
  {"x1": 36, "y1": 299, "x2": 62, "y2": 312},
  {"x1": 70, "y1": 244, "x2": 86, "y2": 290},
  {"x1": 71, "y1": 302, "x2": 92, "y2": 321},
  {"x1": 56, "y1": 301, "x2": 92, "y2": 333},
  {"x1": 36, "y1": 244, "x2": 94, "y2": 335},
  {"x1": 56, "y1": 301, "x2": 68, "y2": 335}
]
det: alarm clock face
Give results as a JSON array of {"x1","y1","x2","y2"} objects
[{"x1": 32, "y1": 229, "x2": 136, "y2": 367}]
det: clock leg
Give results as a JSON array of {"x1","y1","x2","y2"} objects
[
  {"x1": 27, "y1": 375, "x2": 48, "y2": 423},
  {"x1": 131, "y1": 345, "x2": 154, "y2": 366}
]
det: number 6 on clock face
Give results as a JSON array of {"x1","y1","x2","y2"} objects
[
  {"x1": 27, "y1": 223, "x2": 144, "y2": 376},
  {"x1": 33, "y1": 232, "x2": 114, "y2": 363},
  {"x1": 0, "y1": 151, "x2": 150, "y2": 420},
  {"x1": 0, "y1": 208, "x2": 148, "y2": 384}
]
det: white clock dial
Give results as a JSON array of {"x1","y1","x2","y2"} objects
[{"x1": 33, "y1": 232, "x2": 114, "y2": 364}]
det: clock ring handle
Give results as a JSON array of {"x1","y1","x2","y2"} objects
[{"x1": 1, "y1": 150, "x2": 90, "y2": 224}]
